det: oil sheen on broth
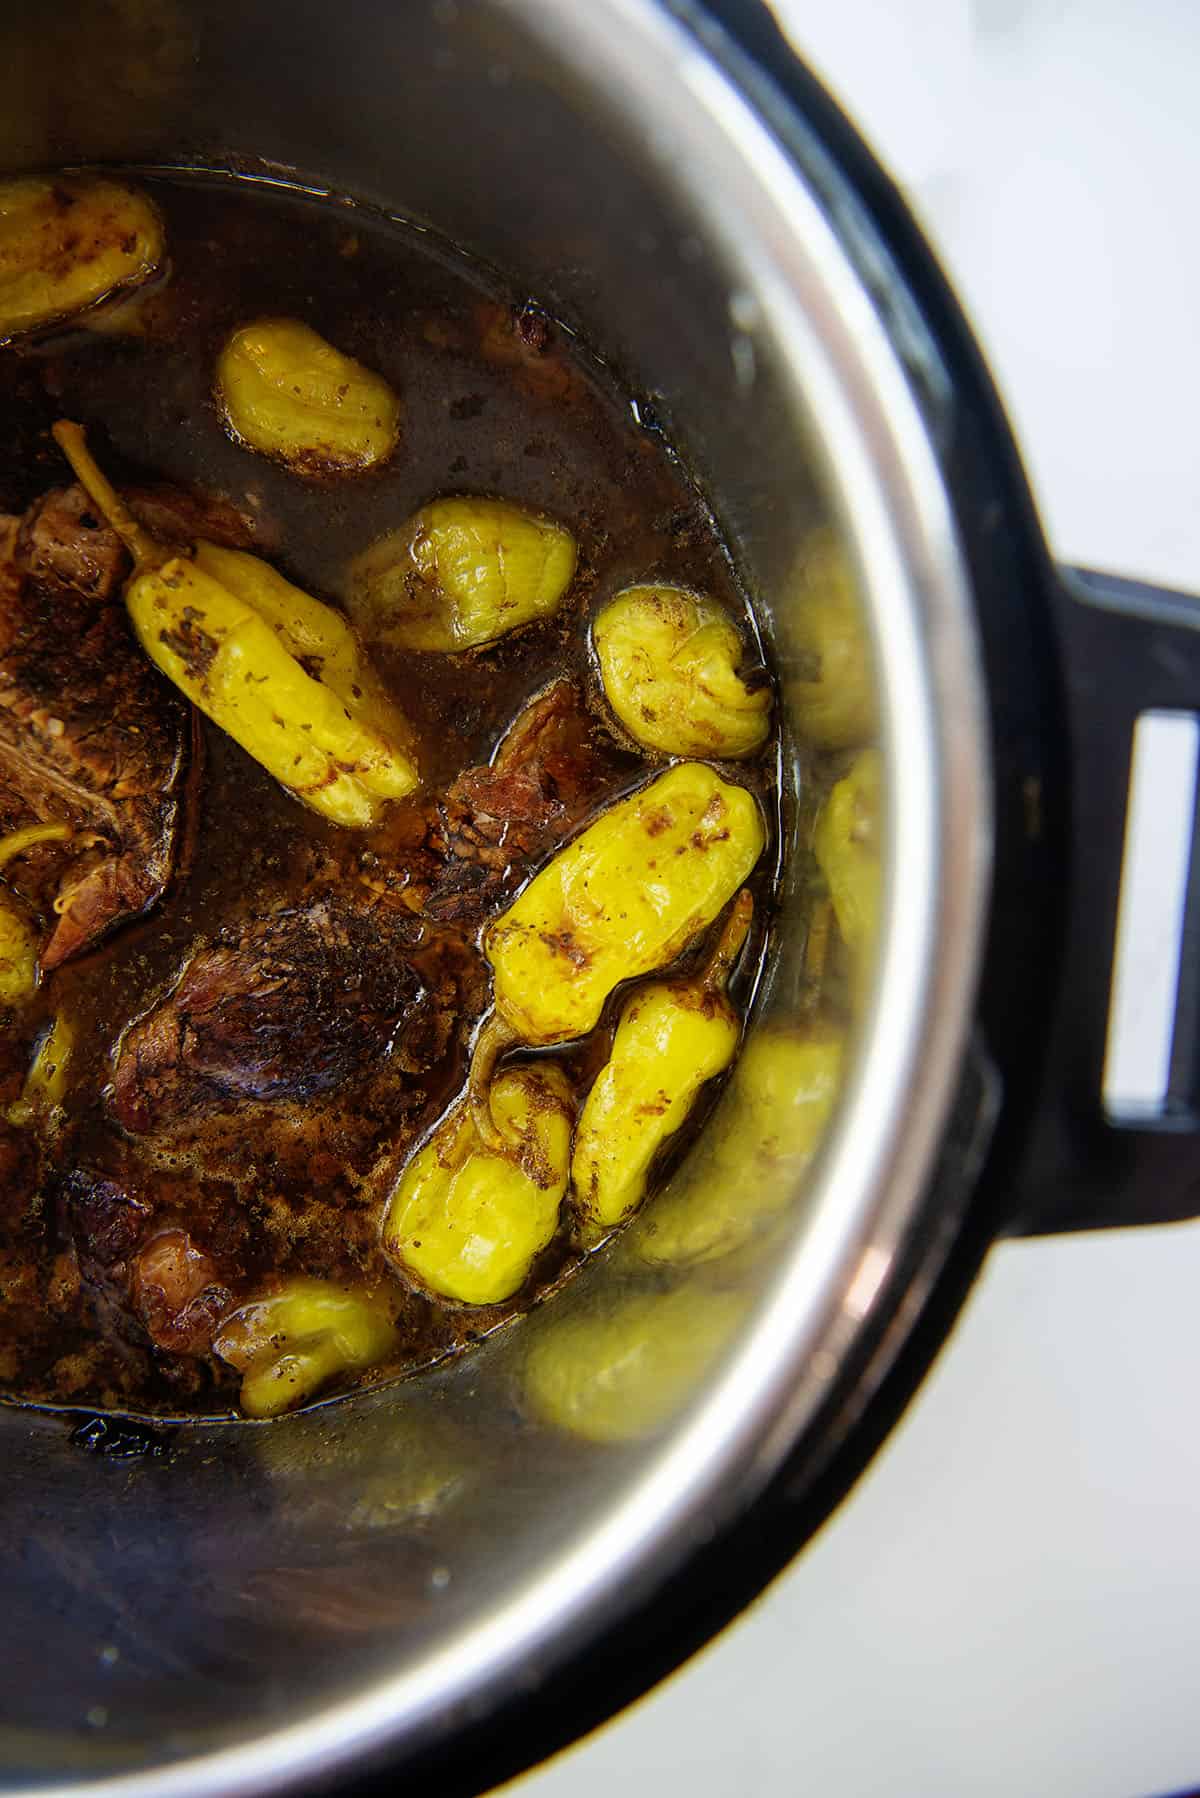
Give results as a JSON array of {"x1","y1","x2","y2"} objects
[{"x1": 0, "y1": 173, "x2": 780, "y2": 1419}]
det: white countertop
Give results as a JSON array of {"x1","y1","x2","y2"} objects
[{"x1": 515, "y1": 4, "x2": 1200, "y2": 1795}]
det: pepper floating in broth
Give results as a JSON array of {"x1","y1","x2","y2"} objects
[
  {"x1": 214, "y1": 1279, "x2": 401, "y2": 1420},
  {"x1": 0, "y1": 176, "x2": 164, "y2": 344},
  {"x1": 483, "y1": 762, "x2": 765, "y2": 1048},
  {"x1": 383, "y1": 1063, "x2": 574, "y2": 1306},
  {"x1": 593, "y1": 584, "x2": 771, "y2": 758},
  {"x1": 215, "y1": 317, "x2": 400, "y2": 476},
  {"x1": 52, "y1": 420, "x2": 419, "y2": 826},
  {"x1": 347, "y1": 495, "x2": 577, "y2": 652},
  {"x1": 571, "y1": 889, "x2": 753, "y2": 1242}
]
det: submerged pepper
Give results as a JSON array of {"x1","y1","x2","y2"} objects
[
  {"x1": 216, "y1": 317, "x2": 400, "y2": 476},
  {"x1": 812, "y1": 748, "x2": 882, "y2": 1004},
  {"x1": 484, "y1": 763, "x2": 764, "y2": 1048},
  {"x1": 52, "y1": 422, "x2": 419, "y2": 827},
  {"x1": 787, "y1": 529, "x2": 877, "y2": 750},
  {"x1": 0, "y1": 898, "x2": 38, "y2": 1010},
  {"x1": 213, "y1": 1278, "x2": 399, "y2": 1418},
  {"x1": 594, "y1": 585, "x2": 771, "y2": 759},
  {"x1": 0, "y1": 823, "x2": 77, "y2": 1009},
  {"x1": 383, "y1": 1063, "x2": 574, "y2": 1307},
  {"x1": 571, "y1": 890, "x2": 752, "y2": 1242},
  {"x1": 522, "y1": 1285, "x2": 747, "y2": 1444},
  {"x1": 346, "y1": 496, "x2": 577, "y2": 652},
  {"x1": 6, "y1": 1013, "x2": 75, "y2": 1128},
  {"x1": 631, "y1": 1022, "x2": 845, "y2": 1268},
  {"x1": 0, "y1": 176, "x2": 163, "y2": 345}
]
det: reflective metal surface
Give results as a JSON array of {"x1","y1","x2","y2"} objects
[{"x1": 0, "y1": 0, "x2": 990, "y2": 1790}]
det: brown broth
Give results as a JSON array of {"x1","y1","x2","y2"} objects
[{"x1": 0, "y1": 172, "x2": 778, "y2": 1418}]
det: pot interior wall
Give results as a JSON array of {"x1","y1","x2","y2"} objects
[{"x1": 0, "y1": 0, "x2": 875, "y2": 1783}]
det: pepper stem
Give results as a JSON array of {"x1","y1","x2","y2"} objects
[
  {"x1": 466, "y1": 1010, "x2": 520, "y2": 1152},
  {"x1": 0, "y1": 822, "x2": 76, "y2": 873},
  {"x1": 701, "y1": 887, "x2": 754, "y2": 995},
  {"x1": 51, "y1": 420, "x2": 162, "y2": 571}
]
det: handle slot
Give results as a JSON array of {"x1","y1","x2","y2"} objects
[{"x1": 1104, "y1": 709, "x2": 1200, "y2": 1121}]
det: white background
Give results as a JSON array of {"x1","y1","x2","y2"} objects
[{"x1": 512, "y1": 4, "x2": 1200, "y2": 1795}]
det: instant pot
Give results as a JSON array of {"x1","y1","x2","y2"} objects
[{"x1": 4, "y1": 1, "x2": 1199, "y2": 1793}]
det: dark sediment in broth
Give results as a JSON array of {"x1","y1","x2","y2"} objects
[{"x1": 0, "y1": 173, "x2": 777, "y2": 1418}]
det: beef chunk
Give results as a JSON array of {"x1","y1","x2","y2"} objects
[
  {"x1": 425, "y1": 679, "x2": 630, "y2": 921},
  {"x1": 110, "y1": 899, "x2": 425, "y2": 1134},
  {"x1": 440, "y1": 765, "x2": 562, "y2": 872},
  {"x1": 131, "y1": 1228, "x2": 231, "y2": 1356},
  {"x1": 60, "y1": 1169, "x2": 230, "y2": 1359},
  {"x1": 17, "y1": 485, "x2": 127, "y2": 600},
  {"x1": 59, "y1": 1164, "x2": 154, "y2": 1354},
  {"x1": 61, "y1": 1167, "x2": 153, "y2": 1277},
  {"x1": 0, "y1": 486, "x2": 195, "y2": 967},
  {"x1": 15, "y1": 482, "x2": 259, "y2": 597},
  {"x1": 125, "y1": 484, "x2": 262, "y2": 556}
]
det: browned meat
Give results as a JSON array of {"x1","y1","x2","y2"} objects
[
  {"x1": 61, "y1": 1165, "x2": 152, "y2": 1281},
  {"x1": 125, "y1": 484, "x2": 263, "y2": 556},
  {"x1": 109, "y1": 899, "x2": 425, "y2": 1134},
  {"x1": 424, "y1": 679, "x2": 629, "y2": 921},
  {"x1": 441, "y1": 767, "x2": 561, "y2": 871},
  {"x1": 0, "y1": 484, "x2": 196, "y2": 967},
  {"x1": 131, "y1": 1228, "x2": 231, "y2": 1356},
  {"x1": 16, "y1": 482, "x2": 260, "y2": 593},
  {"x1": 59, "y1": 1168, "x2": 230, "y2": 1360},
  {"x1": 57, "y1": 1163, "x2": 154, "y2": 1362},
  {"x1": 16, "y1": 484, "x2": 127, "y2": 599},
  {"x1": 474, "y1": 301, "x2": 579, "y2": 403}
]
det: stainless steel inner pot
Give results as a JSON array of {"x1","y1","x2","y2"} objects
[{"x1": 0, "y1": 1, "x2": 990, "y2": 1791}]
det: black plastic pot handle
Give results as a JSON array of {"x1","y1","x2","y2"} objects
[{"x1": 1009, "y1": 566, "x2": 1200, "y2": 1234}]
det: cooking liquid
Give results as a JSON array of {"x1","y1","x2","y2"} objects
[{"x1": 0, "y1": 173, "x2": 778, "y2": 1416}]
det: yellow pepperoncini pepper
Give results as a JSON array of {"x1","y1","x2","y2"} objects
[
  {"x1": 191, "y1": 542, "x2": 413, "y2": 754},
  {"x1": 383, "y1": 1063, "x2": 573, "y2": 1306},
  {"x1": 787, "y1": 528, "x2": 878, "y2": 750},
  {"x1": 631, "y1": 1022, "x2": 845, "y2": 1268},
  {"x1": 521, "y1": 1285, "x2": 747, "y2": 1444},
  {"x1": 0, "y1": 176, "x2": 163, "y2": 345},
  {"x1": 593, "y1": 585, "x2": 771, "y2": 759},
  {"x1": 213, "y1": 1278, "x2": 400, "y2": 1418},
  {"x1": 571, "y1": 890, "x2": 752, "y2": 1243},
  {"x1": 0, "y1": 898, "x2": 39, "y2": 1010},
  {"x1": 0, "y1": 822, "x2": 77, "y2": 1010},
  {"x1": 6, "y1": 1012, "x2": 75, "y2": 1128},
  {"x1": 215, "y1": 317, "x2": 400, "y2": 475},
  {"x1": 485, "y1": 763, "x2": 764, "y2": 1048},
  {"x1": 52, "y1": 421, "x2": 419, "y2": 826},
  {"x1": 812, "y1": 748, "x2": 882, "y2": 1006},
  {"x1": 345, "y1": 496, "x2": 577, "y2": 652}
]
